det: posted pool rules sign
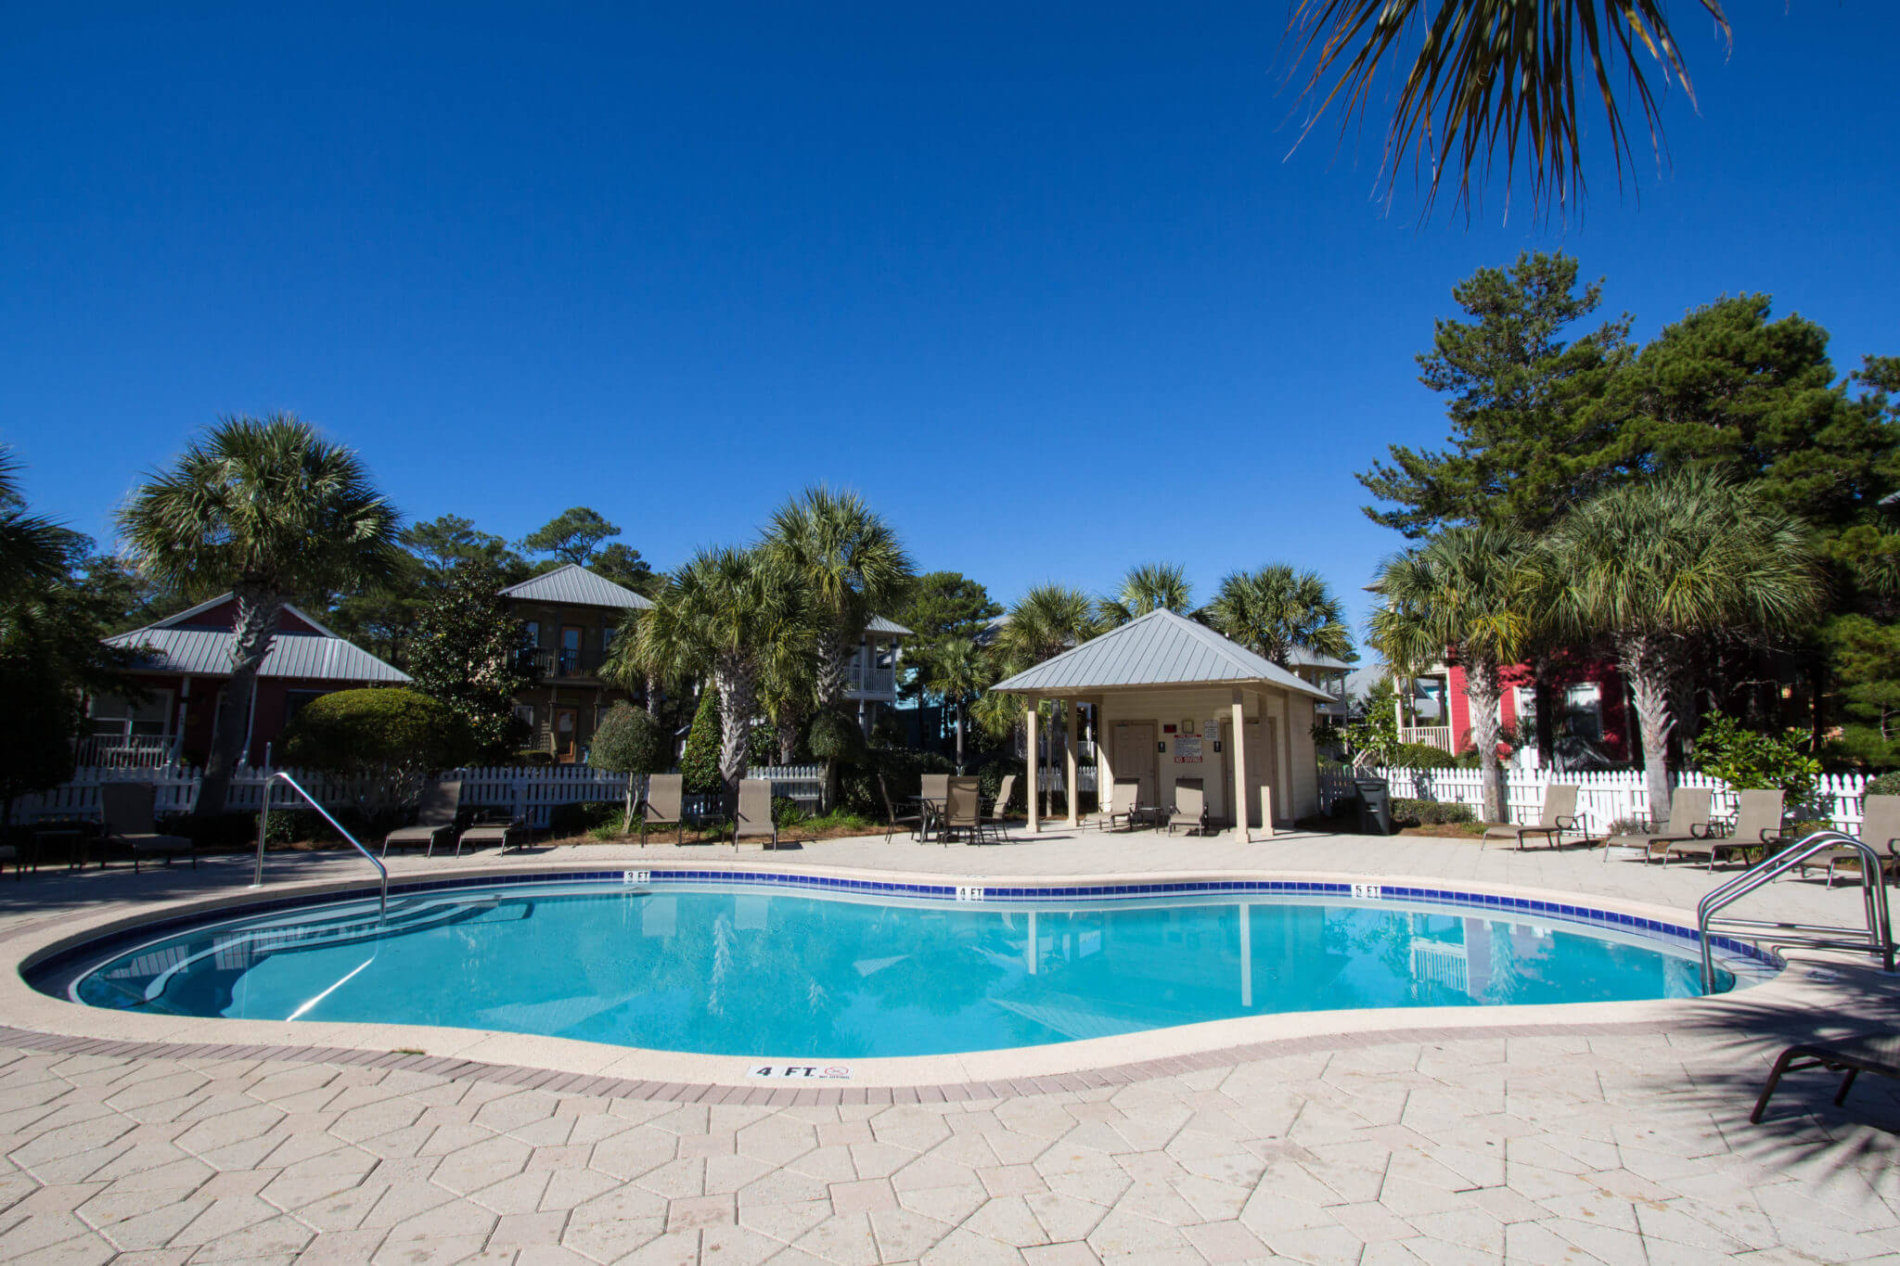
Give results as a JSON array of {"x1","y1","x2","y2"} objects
[{"x1": 748, "y1": 1064, "x2": 853, "y2": 1080}]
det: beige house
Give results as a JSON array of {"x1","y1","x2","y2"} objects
[
  {"x1": 991, "y1": 609, "x2": 1335, "y2": 838},
  {"x1": 498, "y1": 564, "x2": 653, "y2": 762}
]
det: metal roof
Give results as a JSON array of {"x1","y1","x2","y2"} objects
[
  {"x1": 866, "y1": 615, "x2": 913, "y2": 636},
  {"x1": 1285, "y1": 646, "x2": 1353, "y2": 672},
  {"x1": 107, "y1": 625, "x2": 410, "y2": 684},
  {"x1": 498, "y1": 563, "x2": 655, "y2": 610},
  {"x1": 991, "y1": 609, "x2": 1334, "y2": 700}
]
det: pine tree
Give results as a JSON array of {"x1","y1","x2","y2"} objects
[
  {"x1": 679, "y1": 688, "x2": 722, "y2": 795},
  {"x1": 406, "y1": 564, "x2": 535, "y2": 762}
]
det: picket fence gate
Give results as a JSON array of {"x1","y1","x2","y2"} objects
[
  {"x1": 16, "y1": 762, "x2": 830, "y2": 831},
  {"x1": 1318, "y1": 764, "x2": 1879, "y2": 836}
]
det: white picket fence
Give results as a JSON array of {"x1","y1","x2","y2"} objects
[
  {"x1": 1318, "y1": 764, "x2": 1877, "y2": 836},
  {"x1": 17, "y1": 762, "x2": 830, "y2": 831}
]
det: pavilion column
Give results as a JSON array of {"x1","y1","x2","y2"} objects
[
  {"x1": 1231, "y1": 688, "x2": 1251, "y2": 843},
  {"x1": 1026, "y1": 703, "x2": 1040, "y2": 834},
  {"x1": 1064, "y1": 701, "x2": 1079, "y2": 828}
]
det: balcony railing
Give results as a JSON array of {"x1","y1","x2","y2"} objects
[
  {"x1": 530, "y1": 649, "x2": 602, "y2": 680},
  {"x1": 845, "y1": 664, "x2": 897, "y2": 697},
  {"x1": 1401, "y1": 725, "x2": 1454, "y2": 752},
  {"x1": 75, "y1": 734, "x2": 180, "y2": 769}
]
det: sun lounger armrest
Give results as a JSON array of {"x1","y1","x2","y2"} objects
[
  {"x1": 1554, "y1": 814, "x2": 1581, "y2": 832},
  {"x1": 1690, "y1": 821, "x2": 1725, "y2": 839}
]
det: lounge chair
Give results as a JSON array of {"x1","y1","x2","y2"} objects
[
  {"x1": 1600, "y1": 788, "x2": 1716, "y2": 863},
  {"x1": 987, "y1": 774, "x2": 1017, "y2": 835},
  {"x1": 732, "y1": 779, "x2": 778, "y2": 849},
  {"x1": 1097, "y1": 778, "x2": 1147, "y2": 832},
  {"x1": 638, "y1": 773, "x2": 691, "y2": 845},
  {"x1": 1793, "y1": 794, "x2": 1900, "y2": 887},
  {"x1": 1667, "y1": 788, "x2": 1787, "y2": 869},
  {"x1": 1482, "y1": 784, "x2": 1581, "y2": 850},
  {"x1": 1752, "y1": 1033, "x2": 1900, "y2": 1123},
  {"x1": 939, "y1": 777, "x2": 1001, "y2": 845},
  {"x1": 457, "y1": 812, "x2": 525, "y2": 854},
  {"x1": 381, "y1": 779, "x2": 463, "y2": 857},
  {"x1": 100, "y1": 782, "x2": 195, "y2": 872},
  {"x1": 1167, "y1": 778, "x2": 1209, "y2": 836}
]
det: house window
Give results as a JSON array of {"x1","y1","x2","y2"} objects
[
  {"x1": 524, "y1": 621, "x2": 541, "y2": 647},
  {"x1": 87, "y1": 692, "x2": 171, "y2": 740},
  {"x1": 514, "y1": 703, "x2": 535, "y2": 728},
  {"x1": 601, "y1": 625, "x2": 616, "y2": 655},
  {"x1": 1564, "y1": 684, "x2": 1604, "y2": 741},
  {"x1": 283, "y1": 690, "x2": 329, "y2": 726}
]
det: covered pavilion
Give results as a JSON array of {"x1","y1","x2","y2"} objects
[{"x1": 991, "y1": 609, "x2": 1337, "y2": 839}]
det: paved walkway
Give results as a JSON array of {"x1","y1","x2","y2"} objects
[{"x1": 3, "y1": 832, "x2": 1899, "y2": 1263}]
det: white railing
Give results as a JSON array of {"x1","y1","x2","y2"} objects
[
  {"x1": 15, "y1": 762, "x2": 832, "y2": 830},
  {"x1": 1317, "y1": 764, "x2": 1879, "y2": 835},
  {"x1": 73, "y1": 734, "x2": 180, "y2": 769},
  {"x1": 1400, "y1": 726, "x2": 1454, "y2": 752},
  {"x1": 845, "y1": 666, "x2": 896, "y2": 697}
]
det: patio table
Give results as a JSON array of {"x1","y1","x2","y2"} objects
[{"x1": 905, "y1": 796, "x2": 946, "y2": 844}]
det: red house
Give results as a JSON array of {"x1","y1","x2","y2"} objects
[
  {"x1": 86, "y1": 596, "x2": 409, "y2": 768},
  {"x1": 1426, "y1": 656, "x2": 1633, "y2": 767}
]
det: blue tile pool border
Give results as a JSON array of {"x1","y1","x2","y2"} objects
[{"x1": 26, "y1": 866, "x2": 1782, "y2": 989}]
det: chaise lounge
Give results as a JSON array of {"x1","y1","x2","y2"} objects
[{"x1": 1483, "y1": 784, "x2": 1582, "y2": 850}]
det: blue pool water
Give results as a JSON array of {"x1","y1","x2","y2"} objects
[{"x1": 65, "y1": 882, "x2": 1748, "y2": 1057}]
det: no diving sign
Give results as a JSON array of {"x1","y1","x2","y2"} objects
[{"x1": 748, "y1": 1064, "x2": 853, "y2": 1081}]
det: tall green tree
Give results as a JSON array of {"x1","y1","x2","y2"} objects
[
  {"x1": 405, "y1": 563, "x2": 536, "y2": 762},
  {"x1": 1536, "y1": 471, "x2": 1823, "y2": 822},
  {"x1": 911, "y1": 636, "x2": 993, "y2": 773},
  {"x1": 896, "y1": 571, "x2": 1002, "y2": 643},
  {"x1": 1283, "y1": 0, "x2": 1731, "y2": 218},
  {"x1": 981, "y1": 585, "x2": 1100, "y2": 816},
  {"x1": 1370, "y1": 527, "x2": 1534, "y2": 822},
  {"x1": 1358, "y1": 253, "x2": 1631, "y2": 538},
  {"x1": 1204, "y1": 565, "x2": 1352, "y2": 667},
  {"x1": 632, "y1": 547, "x2": 814, "y2": 809},
  {"x1": 592, "y1": 543, "x2": 658, "y2": 595},
  {"x1": 1096, "y1": 563, "x2": 1192, "y2": 627},
  {"x1": 521, "y1": 506, "x2": 621, "y2": 567},
  {"x1": 118, "y1": 416, "x2": 400, "y2": 814}
]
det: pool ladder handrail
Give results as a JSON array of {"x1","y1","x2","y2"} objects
[
  {"x1": 1697, "y1": 828, "x2": 1893, "y2": 994},
  {"x1": 253, "y1": 771, "x2": 388, "y2": 919}
]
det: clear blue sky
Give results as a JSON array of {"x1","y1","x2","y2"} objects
[{"x1": 5, "y1": 3, "x2": 1896, "y2": 638}]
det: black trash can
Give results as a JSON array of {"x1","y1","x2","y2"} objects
[{"x1": 1354, "y1": 776, "x2": 1393, "y2": 835}]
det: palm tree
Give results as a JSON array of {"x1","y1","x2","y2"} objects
[
  {"x1": 1205, "y1": 565, "x2": 1352, "y2": 667},
  {"x1": 1284, "y1": 0, "x2": 1730, "y2": 218},
  {"x1": 632, "y1": 546, "x2": 814, "y2": 810},
  {"x1": 985, "y1": 585, "x2": 1100, "y2": 817},
  {"x1": 762, "y1": 486, "x2": 913, "y2": 711},
  {"x1": 1096, "y1": 563, "x2": 1192, "y2": 627},
  {"x1": 1536, "y1": 470, "x2": 1822, "y2": 824},
  {"x1": 118, "y1": 416, "x2": 399, "y2": 814},
  {"x1": 1369, "y1": 527, "x2": 1534, "y2": 823},
  {"x1": 0, "y1": 447, "x2": 72, "y2": 606},
  {"x1": 912, "y1": 636, "x2": 993, "y2": 773}
]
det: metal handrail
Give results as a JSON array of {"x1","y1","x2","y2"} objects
[
  {"x1": 1697, "y1": 828, "x2": 1893, "y2": 994},
  {"x1": 253, "y1": 771, "x2": 388, "y2": 919}
]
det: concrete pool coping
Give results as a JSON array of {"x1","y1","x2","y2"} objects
[{"x1": 0, "y1": 856, "x2": 1848, "y2": 1098}]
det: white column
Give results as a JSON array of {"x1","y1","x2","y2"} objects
[
  {"x1": 1026, "y1": 704, "x2": 1040, "y2": 833},
  {"x1": 1231, "y1": 688, "x2": 1251, "y2": 843},
  {"x1": 1064, "y1": 702, "x2": 1080, "y2": 828}
]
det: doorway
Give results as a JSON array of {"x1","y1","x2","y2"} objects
[
  {"x1": 1220, "y1": 718, "x2": 1277, "y2": 827},
  {"x1": 554, "y1": 707, "x2": 579, "y2": 764},
  {"x1": 1111, "y1": 721, "x2": 1157, "y2": 807}
]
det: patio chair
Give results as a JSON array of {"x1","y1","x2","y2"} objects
[
  {"x1": 1752, "y1": 1032, "x2": 1900, "y2": 1123},
  {"x1": 732, "y1": 779, "x2": 778, "y2": 849},
  {"x1": 638, "y1": 773, "x2": 692, "y2": 845},
  {"x1": 456, "y1": 811, "x2": 526, "y2": 855},
  {"x1": 381, "y1": 779, "x2": 463, "y2": 857},
  {"x1": 916, "y1": 773, "x2": 951, "y2": 843},
  {"x1": 1167, "y1": 778, "x2": 1209, "y2": 836},
  {"x1": 1097, "y1": 778, "x2": 1146, "y2": 832},
  {"x1": 987, "y1": 774, "x2": 1017, "y2": 835},
  {"x1": 1793, "y1": 794, "x2": 1900, "y2": 887},
  {"x1": 1599, "y1": 788, "x2": 1716, "y2": 863},
  {"x1": 100, "y1": 782, "x2": 195, "y2": 872},
  {"x1": 941, "y1": 777, "x2": 1001, "y2": 845},
  {"x1": 1667, "y1": 788, "x2": 1787, "y2": 870},
  {"x1": 1482, "y1": 784, "x2": 1581, "y2": 851}
]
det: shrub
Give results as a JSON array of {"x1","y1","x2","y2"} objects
[
  {"x1": 281, "y1": 688, "x2": 463, "y2": 821},
  {"x1": 1391, "y1": 798, "x2": 1476, "y2": 827},
  {"x1": 591, "y1": 704, "x2": 671, "y2": 830},
  {"x1": 1391, "y1": 742, "x2": 1458, "y2": 769},
  {"x1": 1691, "y1": 709, "x2": 1821, "y2": 801},
  {"x1": 1867, "y1": 771, "x2": 1900, "y2": 797},
  {"x1": 546, "y1": 801, "x2": 620, "y2": 838},
  {"x1": 679, "y1": 690, "x2": 722, "y2": 795},
  {"x1": 511, "y1": 748, "x2": 556, "y2": 767}
]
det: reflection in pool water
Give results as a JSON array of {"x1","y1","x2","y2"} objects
[{"x1": 69, "y1": 885, "x2": 1731, "y2": 1057}]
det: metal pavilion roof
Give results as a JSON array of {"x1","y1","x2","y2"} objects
[
  {"x1": 865, "y1": 615, "x2": 913, "y2": 636},
  {"x1": 497, "y1": 563, "x2": 656, "y2": 610},
  {"x1": 990, "y1": 609, "x2": 1333, "y2": 700}
]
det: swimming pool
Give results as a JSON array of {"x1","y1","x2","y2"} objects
[{"x1": 50, "y1": 875, "x2": 1773, "y2": 1058}]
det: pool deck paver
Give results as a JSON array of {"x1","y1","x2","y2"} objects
[{"x1": 0, "y1": 830, "x2": 1898, "y2": 1262}]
